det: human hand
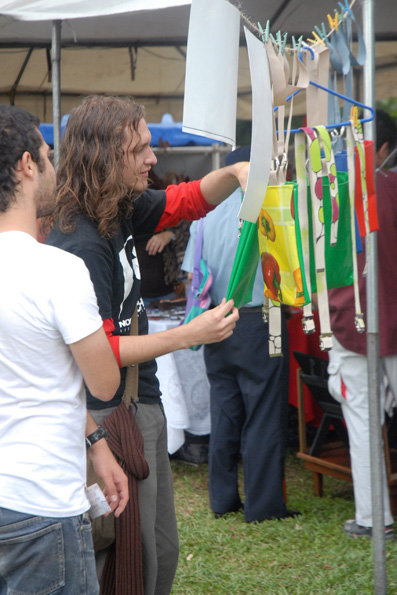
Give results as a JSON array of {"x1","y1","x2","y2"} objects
[
  {"x1": 187, "y1": 298, "x2": 239, "y2": 346},
  {"x1": 90, "y1": 441, "x2": 129, "y2": 518},
  {"x1": 146, "y1": 231, "x2": 174, "y2": 255}
]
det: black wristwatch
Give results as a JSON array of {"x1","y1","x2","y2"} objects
[{"x1": 85, "y1": 425, "x2": 108, "y2": 449}]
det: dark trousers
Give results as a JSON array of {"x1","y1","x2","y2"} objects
[{"x1": 204, "y1": 309, "x2": 289, "y2": 522}]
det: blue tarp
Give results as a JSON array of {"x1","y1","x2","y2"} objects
[{"x1": 40, "y1": 113, "x2": 219, "y2": 148}]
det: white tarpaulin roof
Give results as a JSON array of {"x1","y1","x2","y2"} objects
[
  {"x1": 0, "y1": 0, "x2": 191, "y2": 21},
  {"x1": 0, "y1": 0, "x2": 396, "y2": 122}
]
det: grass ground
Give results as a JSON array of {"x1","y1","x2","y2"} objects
[{"x1": 170, "y1": 448, "x2": 397, "y2": 594}]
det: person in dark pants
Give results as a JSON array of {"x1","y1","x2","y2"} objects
[
  {"x1": 182, "y1": 147, "x2": 300, "y2": 522},
  {"x1": 204, "y1": 309, "x2": 290, "y2": 521}
]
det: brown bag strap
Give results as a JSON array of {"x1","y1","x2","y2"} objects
[{"x1": 122, "y1": 307, "x2": 139, "y2": 408}]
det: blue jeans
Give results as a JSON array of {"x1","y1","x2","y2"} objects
[{"x1": 0, "y1": 507, "x2": 99, "y2": 595}]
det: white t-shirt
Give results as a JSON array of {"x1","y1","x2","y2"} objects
[{"x1": 0, "y1": 231, "x2": 103, "y2": 517}]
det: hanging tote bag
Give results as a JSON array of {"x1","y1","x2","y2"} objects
[
  {"x1": 226, "y1": 218, "x2": 259, "y2": 308},
  {"x1": 181, "y1": 218, "x2": 212, "y2": 350},
  {"x1": 257, "y1": 183, "x2": 310, "y2": 308},
  {"x1": 294, "y1": 126, "x2": 357, "y2": 350}
]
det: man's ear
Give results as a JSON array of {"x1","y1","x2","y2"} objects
[
  {"x1": 18, "y1": 151, "x2": 35, "y2": 179},
  {"x1": 376, "y1": 142, "x2": 389, "y2": 167}
]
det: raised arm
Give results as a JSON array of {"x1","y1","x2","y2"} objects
[{"x1": 199, "y1": 161, "x2": 249, "y2": 206}]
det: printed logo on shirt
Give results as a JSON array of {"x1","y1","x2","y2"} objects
[
  {"x1": 118, "y1": 297, "x2": 144, "y2": 333},
  {"x1": 117, "y1": 235, "x2": 141, "y2": 320}
]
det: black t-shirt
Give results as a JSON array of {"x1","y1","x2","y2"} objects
[
  {"x1": 47, "y1": 189, "x2": 166, "y2": 409},
  {"x1": 135, "y1": 233, "x2": 174, "y2": 298}
]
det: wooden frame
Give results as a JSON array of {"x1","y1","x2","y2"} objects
[{"x1": 296, "y1": 367, "x2": 397, "y2": 513}]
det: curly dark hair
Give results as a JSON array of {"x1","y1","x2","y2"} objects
[
  {"x1": 0, "y1": 105, "x2": 43, "y2": 213},
  {"x1": 54, "y1": 95, "x2": 146, "y2": 238},
  {"x1": 376, "y1": 109, "x2": 397, "y2": 153}
]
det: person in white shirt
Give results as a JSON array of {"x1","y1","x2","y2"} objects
[{"x1": 0, "y1": 105, "x2": 128, "y2": 595}]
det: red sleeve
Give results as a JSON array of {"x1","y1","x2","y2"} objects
[
  {"x1": 103, "y1": 318, "x2": 122, "y2": 368},
  {"x1": 155, "y1": 180, "x2": 216, "y2": 231}
]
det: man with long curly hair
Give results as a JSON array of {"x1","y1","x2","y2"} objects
[{"x1": 47, "y1": 95, "x2": 247, "y2": 595}]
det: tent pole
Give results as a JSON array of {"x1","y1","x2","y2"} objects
[
  {"x1": 51, "y1": 20, "x2": 62, "y2": 170},
  {"x1": 363, "y1": 0, "x2": 387, "y2": 593}
]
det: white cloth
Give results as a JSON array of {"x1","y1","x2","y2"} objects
[
  {"x1": 148, "y1": 319, "x2": 210, "y2": 453},
  {"x1": 0, "y1": 232, "x2": 102, "y2": 517},
  {"x1": 327, "y1": 336, "x2": 395, "y2": 527}
]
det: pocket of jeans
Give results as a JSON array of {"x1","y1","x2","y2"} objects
[{"x1": 0, "y1": 520, "x2": 65, "y2": 595}]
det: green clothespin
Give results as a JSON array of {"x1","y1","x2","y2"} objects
[
  {"x1": 258, "y1": 20, "x2": 270, "y2": 43},
  {"x1": 281, "y1": 32, "x2": 288, "y2": 55},
  {"x1": 271, "y1": 30, "x2": 288, "y2": 55},
  {"x1": 292, "y1": 35, "x2": 304, "y2": 61},
  {"x1": 314, "y1": 22, "x2": 328, "y2": 42}
]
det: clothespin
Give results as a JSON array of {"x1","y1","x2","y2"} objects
[
  {"x1": 327, "y1": 12, "x2": 339, "y2": 32},
  {"x1": 338, "y1": 0, "x2": 353, "y2": 17},
  {"x1": 269, "y1": 30, "x2": 287, "y2": 54},
  {"x1": 351, "y1": 106, "x2": 359, "y2": 127},
  {"x1": 292, "y1": 35, "x2": 303, "y2": 52},
  {"x1": 307, "y1": 30, "x2": 326, "y2": 46},
  {"x1": 292, "y1": 35, "x2": 304, "y2": 61},
  {"x1": 281, "y1": 32, "x2": 288, "y2": 55},
  {"x1": 258, "y1": 20, "x2": 270, "y2": 43},
  {"x1": 314, "y1": 23, "x2": 328, "y2": 42}
]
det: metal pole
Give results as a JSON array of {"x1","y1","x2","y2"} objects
[
  {"x1": 51, "y1": 20, "x2": 62, "y2": 170},
  {"x1": 362, "y1": 0, "x2": 387, "y2": 592}
]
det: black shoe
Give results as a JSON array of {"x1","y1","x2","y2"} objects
[
  {"x1": 279, "y1": 509, "x2": 302, "y2": 519},
  {"x1": 214, "y1": 505, "x2": 244, "y2": 519},
  {"x1": 246, "y1": 509, "x2": 302, "y2": 523}
]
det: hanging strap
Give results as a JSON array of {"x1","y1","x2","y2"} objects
[
  {"x1": 301, "y1": 126, "x2": 333, "y2": 351},
  {"x1": 350, "y1": 113, "x2": 371, "y2": 238},
  {"x1": 350, "y1": 109, "x2": 371, "y2": 282},
  {"x1": 305, "y1": 44, "x2": 330, "y2": 127},
  {"x1": 294, "y1": 131, "x2": 316, "y2": 334},
  {"x1": 265, "y1": 39, "x2": 290, "y2": 187},
  {"x1": 346, "y1": 124, "x2": 366, "y2": 333},
  {"x1": 123, "y1": 308, "x2": 139, "y2": 406},
  {"x1": 314, "y1": 125, "x2": 340, "y2": 245}
]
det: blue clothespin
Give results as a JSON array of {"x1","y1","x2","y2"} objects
[{"x1": 338, "y1": 0, "x2": 353, "y2": 18}]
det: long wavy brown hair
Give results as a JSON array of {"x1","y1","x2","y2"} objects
[{"x1": 54, "y1": 95, "x2": 145, "y2": 237}]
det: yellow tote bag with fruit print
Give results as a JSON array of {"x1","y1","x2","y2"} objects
[{"x1": 257, "y1": 183, "x2": 310, "y2": 307}]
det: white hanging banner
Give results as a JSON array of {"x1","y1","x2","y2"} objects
[
  {"x1": 238, "y1": 26, "x2": 273, "y2": 223},
  {"x1": 0, "y1": 0, "x2": 192, "y2": 21},
  {"x1": 182, "y1": 0, "x2": 240, "y2": 146}
]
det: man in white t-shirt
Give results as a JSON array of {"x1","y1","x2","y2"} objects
[{"x1": 0, "y1": 105, "x2": 128, "y2": 594}]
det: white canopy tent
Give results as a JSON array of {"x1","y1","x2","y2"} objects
[
  {"x1": 0, "y1": 0, "x2": 395, "y2": 125},
  {"x1": 0, "y1": 0, "x2": 394, "y2": 591}
]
